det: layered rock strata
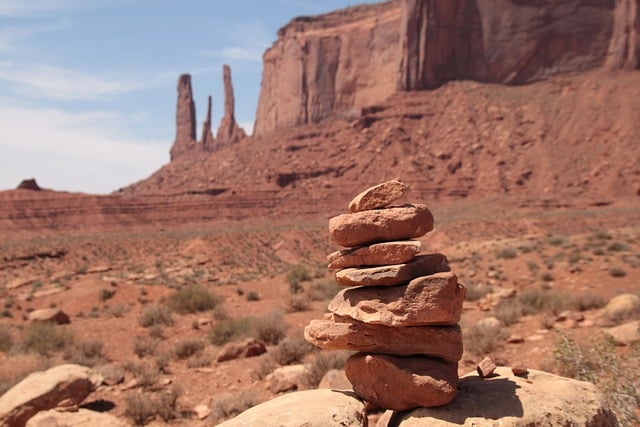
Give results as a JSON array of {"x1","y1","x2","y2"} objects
[{"x1": 304, "y1": 180, "x2": 466, "y2": 411}]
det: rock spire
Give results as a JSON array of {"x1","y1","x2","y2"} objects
[
  {"x1": 216, "y1": 64, "x2": 246, "y2": 148},
  {"x1": 201, "y1": 95, "x2": 215, "y2": 149},
  {"x1": 169, "y1": 74, "x2": 197, "y2": 160}
]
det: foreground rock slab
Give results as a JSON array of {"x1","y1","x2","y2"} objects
[
  {"x1": 305, "y1": 316, "x2": 462, "y2": 362},
  {"x1": 26, "y1": 408, "x2": 130, "y2": 427},
  {"x1": 329, "y1": 204, "x2": 434, "y2": 247},
  {"x1": 348, "y1": 180, "x2": 408, "y2": 212},
  {"x1": 0, "y1": 364, "x2": 103, "y2": 427},
  {"x1": 328, "y1": 272, "x2": 465, "y2": 326},
  {"x1": 379, "y1": 367, "x2": 617, "y2": 427},
  {"x1": 335, "y1": 253, "x2": 449, "y2": 287},
  {"x1": 327, "y1": 241, "x2": 421, "y2": 269},
  {"x1": 216, "y1": 389, "x2": 366, "y2": 427},
  {"x1": 346, "y1": 353, "x2": 457, "y2": 411}
]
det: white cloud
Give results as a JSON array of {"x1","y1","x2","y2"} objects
[
  {"x1": 0, "y1": 102, "x2": 168, "y2": 194},
  {"x1": 0, "y1": 63, "x2": 154, "y2": 100},
  {"x1": 0, "y1": 18, "x2": 72, "y2": 53}
]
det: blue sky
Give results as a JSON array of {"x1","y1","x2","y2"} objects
[{"x1": 0, "y1": 0, "x2": 380, "y2": 194}]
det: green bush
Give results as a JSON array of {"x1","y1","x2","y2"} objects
[
  {"x1": 21, "y1": 323, "x2": 75, "y2": 356},
  {"x1": 173, "y1": 339, "x2": 205, "y2": 360},
  {"x1": 208, "y1": 317, "x2": 254, "y2": 346},
  {"x1": 554, "y1": 332, "x2": 639, "y2": 425},
  {"x1": 166, "y1": 284, "x2": 223, "y2": 314},
  {"x1": 287, "y1": 265, "x2": 311, "y2": 294},
  {"x1": 138, "y1": 305, "x2": 173, "y2": 328},
  {"x1": 253, "y1": 310, "x2": 287, "y2": 345},
  {"x1": 271, "y1": 335, "x2": 314, "y2": 365}
]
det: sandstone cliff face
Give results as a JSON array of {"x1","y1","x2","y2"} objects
[
  {"x1": 255, "y1": 0, "x2": 640, "y2": 137},
  {"x1": 169, "y1": 74, "x2": 197, "y2": 160},
  {"x1": 254, "y1": 1, "x2": 402, "y2": 137}
]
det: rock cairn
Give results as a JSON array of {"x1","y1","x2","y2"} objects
[{"x1": 304, "y1": 180, "x2": 466, "y2": 411}]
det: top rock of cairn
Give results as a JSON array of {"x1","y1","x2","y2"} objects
[{"x1": 306, "y1": 180, "x2": 466, "y2": 411}]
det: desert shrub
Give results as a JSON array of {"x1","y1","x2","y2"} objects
[
  {"x1": 166, "y1": 284, "x2": 223, "y2": 314},
  {"x1": 99, "y1": 288, "x2": 116, "y2": 302},
  {"x1": 138, "y1": 305, "x2": 173, "y2": 328},
  {"x1": 246, "y1": 291, "x2": 260, "y2": 301},
  {"x1": 65, "y1": 340, "x2": 104, "y2": 366},
  {"x1": 554, "y1": 332, "x2": 639, "y2": 425},
  {"x1": 124, "y1": 385, "x2": 183, "y2": 425},
  {"x1": 608, "y1": 267, "x2": 627, "y2": 278},
  {"x1": 465, "y1": 283, "x2": 493, "y2": 302},
  {"x1": 493, "y1": 300, "x2": 526, "y2": 326},
  {"x1": 208, "y1": 317, "x2": 254, "y2": 346},
  {"x1": 567, "y1": 251, "x2": 582, "y2": 265},
  {"x1": 210, "y1": 390, "x2": 262, "y2": 422},
  {"x1": 463, "y1": 322, "x2": 508, "y2": 356},
  {"x1": 173, "y1": 339, "x2": 205, "y2": 360},
  {"x1": 540, "y1": 272, "x2": 554, "y2": 282},
  {"x1": 109, "y1": 304, "x2": 129, "y2": 318},
  {"x1": 572, "y1": 293, "x2": 606, "y2": 311},
  {"x1": 124, "y1": 361, "x2": 160, "y2": 389},
  {"x1": 271, "y1": 335, "x2": 314, "y2": 365},
  {"x1": 21, "y1": 322, "x2": 75, "y2": 356},
  {"x1": 0, "y1": 354, "x2": 50, "y2": 396},
  {"x1": 309, "y1": 278, "x2": 341, "y2": 301},
  {"x1": 518, "y1": 288, "x2": 568, "y2": 315},
  {"x1": 133, "y1": 336, "x2": 158, "y2": 358},
  {"x1": 592, "y1": 230, "x2": 613, "y2": 241},
  {"x1": 186, "y1": 353, "x2": 213, "y2": 368},
  {"x1": 286, "y1": 293, "x2": 311, "y2": 313},
  {"x1": 155, "y1": 352, "x2": 171, "y2": 372},
  {"x1": 548, "y1": 235, "x2": 568, "y2": 247},
  {"x1": 287, "y1": 265, "x2": 311, "y2": 294},
  {"x1": 251, "y1": 354, "x2": 278, "y2": 380},
  {"x1": 607, "y1": 241, "x2": 630, "y2": 252},
  {"x1": 497, "y1": 247, "x2": 518, "y2": 260},
  {"x1": 0, "y1": 324, "x2": 13, "y2": 352},
  {"x1": 253, "y1": 310, "x2": 287, "y2": 345},
  {"x1": 302, "y1": 350, "x2": 350, "y2": 388}
]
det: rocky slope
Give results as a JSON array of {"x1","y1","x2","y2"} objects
[{"x1": 255, "y1": 0, "x2": 640, "y2": 137}]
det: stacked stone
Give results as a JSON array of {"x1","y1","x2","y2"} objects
[{"x1": 304, "y1": 180, "x2": 466, "y2": 411}]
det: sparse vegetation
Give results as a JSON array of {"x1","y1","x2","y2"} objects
[
  {"x1": 253, "y1": 310, "x2": 287, "y2": 345},
  {"x1": 0, "y1": 324, "x2": 13, "y2": 353},
  {"x1": 465, "y1": 283, "x2": 493, "y2": 302},
  {"x1": 210, "y1": 390, "x2": 262, "y2": 423},
  {"x1": 166, "y1": 284, "x2": 223, "y2": 314},
  {"x1": 497, "y1": 246, "x2": 518, "y2": 260},
  {"x1": 286, "y1": 293, "x2": 311, "y2": 312},
  {"x1": 173, "y1": 339, "x2": 205, "y2": 360},
  {"x1": 138, "y1": 305, "x2": 173, "y2": 328},
  {"x1": 287, "y1": 264, "x2": 311, "y2": 294},
  {"x1": 302, "y1": 350, "x2": 350, "y2": 388},
  {"x1": 463, "y1": 321, "x2": 508, "y2": 356},
  {"x1": 133, "y1": 336, "x2": 158, "y2": 358},
  {"x1": 21, "y1": 322, "x2": 75, "y2": 356},
  {"x1": 125, "y1": 384, "x2": 183, "y2": 425},
  {"x1": 608, "y1": 267, "x2": 627, "y2": 278},
  {"x1": 554, "y1": 332, "x2": 639, "y2": 425},
  {"x1": 208, "y1": 316, "x2": 254, "y2": 346},
  {"x1": 271, "y1": 335, "x2": 314, "y2": 365}
]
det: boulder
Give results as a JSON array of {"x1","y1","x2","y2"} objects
[
  {"x1": 346, "y1": 353, "x2": 458, "y2": 411},
  {"x1": 318, "y1": 369, "x2": 352, "y2": 390},
  {"x1": 267, "y1": 365, "x2": 306, "y2": 393},
  {"x1": 327, "y1": 241, "x2": 422, "y2": 269},
  {"x1": 26, "y1": 408, "x2": 130, "y2": 427},
  {"x1": 217, "y1": 338, "x2": 267, "y2": 362},
  {"x1": 606, "y1": 320, "x2": 640, "y2": 346},
  {"x1": 304, "y1": 316, "x2": 463, "y2": 362},
  {"x1": 329, "y1": 204, "x2": 434, "y2": 247},
  {"x1": 328, "y1": 272, "x2": 465, "y2": 326},
  {"x1": 348, "y1": 180, "x2": 408, "y2": 212},
  {"x1": 216, "y1": 389, "x2": 366, "y2": 427},
  {"x1": 0, "y1": 364, "x2": 103, "y2": 427},
  {"x1": 476, "y1": 356, "x2": 497, "y2": 378},
  {"x1": 334, "y1": 253, "x2": 449, "y2": 287},
  {"x1": 28, "y1": 308, "x2": 70, "y2": 325},
  {"x1": 604, "y1": 293, "x2": 640, "y2": 322},
  {"x1": 382, "y1": 367, "x2": 617, "y2": 426}
]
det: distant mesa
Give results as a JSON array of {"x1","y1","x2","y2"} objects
[
  {"x1": 17, "y1": 178, "x2": 42, "y2": 191},
  {"x1": 169, "y1": 64, "x2": 247, "y2": 161}
]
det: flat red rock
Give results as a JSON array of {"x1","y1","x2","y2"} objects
[
  {"x1": 328, "y1": 272, "x2": 465, "y2": 326},
  {"x1": 345, "y1": 353, "x2": 458, "y2": 411},
  {"x1": 327, "y1": 240, "x2": 421, "y2": 269},
  {"x1": 329, "y1": 204, "x2": 434, "y2": 247},
  {"x1": 304, "y1": 316, "x2": 463, "y2": 362},
  {"x1": 348, "y1": 180, "x2": 408, "y2": 212},
  {"x1": 334, "y1": 253, "x2": 449, "y2": 287}
]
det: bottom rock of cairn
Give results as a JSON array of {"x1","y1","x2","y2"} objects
[{"x1": 304, "y1": 180, "x2": 466, "y2": 411}]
